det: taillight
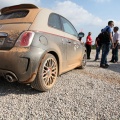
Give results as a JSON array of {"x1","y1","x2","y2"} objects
[{"x1": 15, "y1": 31, "x2": 35, "y2": 47}]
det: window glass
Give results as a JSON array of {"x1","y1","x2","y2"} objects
[
  {"x1": 60, "y1": 17, "x2": 78, "y2": 36},
  {"x1": 0, "y1": 10, "x2": 29, "y2": 20},
  {"x1": 48, "y1": 13, "x2": 62, "y2": 30}
]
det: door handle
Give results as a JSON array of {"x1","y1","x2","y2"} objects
[{"x1": 67, "y1": 41, "x2": 71, "y2": 43}]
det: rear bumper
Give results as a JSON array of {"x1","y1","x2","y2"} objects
[{"x1": 0, "y1": 47, "x2": 45, "y2": 83}]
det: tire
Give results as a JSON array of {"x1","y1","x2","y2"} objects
[
  {"x1": 79, "y1": 53, "x2": 87, "y2": 69},
  {"x1": 31, "y1": 53, "x2": 58, "y2": 92}
]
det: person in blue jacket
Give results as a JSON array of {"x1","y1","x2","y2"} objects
[{"x1": 100, "y1": 21, "x2": 114, "y2": 68}]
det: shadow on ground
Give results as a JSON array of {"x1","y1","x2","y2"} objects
[
  {"x1": 87, "y1": 59, "x2": 120, "y2": 73},
  {"x1": 0, "y1": 77, "x2": 41, "y2": 96},
  {"x1": 107, "y1": 63, "x2": 120, "y2": 73}
]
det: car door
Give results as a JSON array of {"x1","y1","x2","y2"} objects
[
  {"x1": 60, "y1": 16, "x2": 82, "y2": 66},
  {"x1": 47, "y1": 13, "x2": 68, "y2": 71}
]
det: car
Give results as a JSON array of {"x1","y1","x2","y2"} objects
[{"x1": 0, "y1": 4, "x2": 86, "y2": 91}]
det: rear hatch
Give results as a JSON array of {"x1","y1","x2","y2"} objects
[{"x1": 0, "y1": 4, "x2": 39, "y2": 50}]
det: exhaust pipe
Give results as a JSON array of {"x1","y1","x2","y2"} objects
[{"x1": 5, "y1": 74, "x2": 17, "y2": 82}]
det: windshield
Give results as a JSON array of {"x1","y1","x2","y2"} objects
[{"x1": 0, "y1": 10, "x2": 29, "y2": 20}]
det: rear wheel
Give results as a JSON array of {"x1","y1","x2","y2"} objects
[
  {"x1": 79, "y1": 53, "x2": 87, "y2": 69},
  {"x1": 31, "y1": 53, "x2": 58, "y2": 91}
]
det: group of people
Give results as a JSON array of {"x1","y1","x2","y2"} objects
[{"x1": 85, "y1": 21, "x2": 120, "y2": 68}]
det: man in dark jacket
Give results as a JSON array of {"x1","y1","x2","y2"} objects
[{"x1": 94, "y1": 30, "x2": 103, "y2": 61}]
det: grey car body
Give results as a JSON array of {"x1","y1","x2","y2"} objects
[{"x1": 0, "y1": 4, "x2": 86, "y2": 91}]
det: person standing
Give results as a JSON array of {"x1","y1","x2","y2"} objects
[
  {"x1": 94, "y1": 29, "x2": 103, "y2": 61},
  {"x1": 94, "y1": 37, "x2": 102, "y2": 61},
  {"x1": 100, "y1": 21, "x2": 114, "y2": 68},
  {"x1": 110, "y1": 26, "x2": 120, "y2": 63},
  {"x1": 85, "y1": 32, "x2": 92, "y2": 59}
]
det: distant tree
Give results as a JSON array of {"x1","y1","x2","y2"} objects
[{"x1": 92, "y1": 44, "x2": 96, "y2": 49}]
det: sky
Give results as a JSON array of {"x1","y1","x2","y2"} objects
[{"x1": 0, "y1": 0, "x2": 120, "y2": 43}]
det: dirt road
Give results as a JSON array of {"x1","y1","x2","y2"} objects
[{"x1": 0, "y1": 50, "x2": 120, "y2": 120}]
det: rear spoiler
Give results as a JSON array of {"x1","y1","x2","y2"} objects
[{"x1": 0, "y1": 4, "x2": 38, "y2": 14}]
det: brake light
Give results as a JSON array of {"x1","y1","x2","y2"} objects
[{"x1": 15, "y1": 31, "x2": 35, "y2": 47}]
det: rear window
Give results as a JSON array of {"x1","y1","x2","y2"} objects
[{"x1": 0, "y1": 10, "x2": 29, "y2": 20}]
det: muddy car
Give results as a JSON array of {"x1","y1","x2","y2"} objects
[{"x1": 0, "y1": 4, "x2": 86, "y2": 91}]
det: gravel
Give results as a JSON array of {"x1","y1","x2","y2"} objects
[{"x1": 0, "y1": 50, "x2": 120, "y2": 120}]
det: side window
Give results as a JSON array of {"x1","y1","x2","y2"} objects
[
  {"x1": 48, "y1": 13, "x2": 62, "y2": 30},
  {"x1": 60, "y1": 17, "x2": 78, "y2": 37}
]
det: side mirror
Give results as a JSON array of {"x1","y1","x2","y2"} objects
[{"x1": 78, "y1": 32, "x2": 85, "y2": 38}]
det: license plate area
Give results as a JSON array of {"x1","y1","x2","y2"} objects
[
  {"x1": 0, "y1": 32, "x2": 7, "y2": 46},
  {"x1": 0, "y1": 38, "x2": 5, "y2": 45}
]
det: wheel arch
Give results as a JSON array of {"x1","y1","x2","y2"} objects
[{"x1": 48, "y1": 51, "x2": 60, "y2": 76}]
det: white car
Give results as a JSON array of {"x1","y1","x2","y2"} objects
[{"x1": 0, "y1": 4, "x2": 86, "y2": 91}]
